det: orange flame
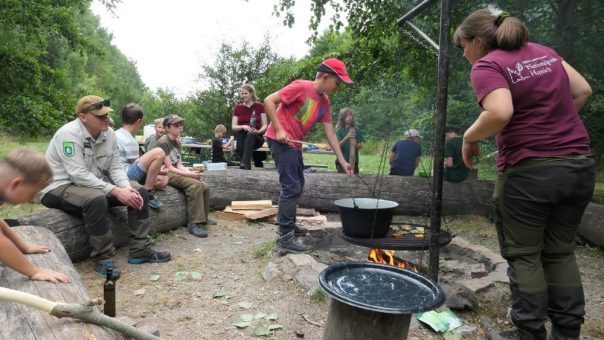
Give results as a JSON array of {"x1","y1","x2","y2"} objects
[{"x1": 368, "y1": 248, "x2": 420, "y2": 273}]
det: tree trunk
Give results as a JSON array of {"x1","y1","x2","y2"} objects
[
  {"x1": 17, "y1": 186, "x2": 188, "y2": 262},
  {"x1": 203, "y1": 169, "x2": 495, "y2": 216},
  {"x1": 15, "y1": 170, "x2": 603, "y2": 262},
  {"x1": 0, "y1": 226, "x2": 117, "y2": 339}
]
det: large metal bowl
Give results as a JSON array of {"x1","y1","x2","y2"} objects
[{"x1": 335, "y1": 198, "x2": 398, "y2": 238}]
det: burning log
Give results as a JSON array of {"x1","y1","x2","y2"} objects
[{"x1": 368, "y1": 249, "x2": 421, "y2": 273}]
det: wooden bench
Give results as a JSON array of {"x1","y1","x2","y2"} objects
[{"x1": 0, "y1": 226, "x2": 117, "y2": 339}]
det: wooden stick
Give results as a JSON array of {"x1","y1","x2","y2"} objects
[
  {"x1": 0, "y1": 287, "x2": 162, "y2": 340},
  {"x1": 300, "y1": 313, "x2": 324, "y2": 327}
]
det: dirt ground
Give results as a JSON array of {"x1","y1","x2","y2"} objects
[{"x1": 77, "y1": 214, "x2": 604, "y2": 340}]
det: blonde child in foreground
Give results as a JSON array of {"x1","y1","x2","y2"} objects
[{"x1": 0, "y1": 148, "x2": 71, "y2": 283}]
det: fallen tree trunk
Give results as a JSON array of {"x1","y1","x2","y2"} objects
[
  {"x1": 16, "y1": 170, "x2": 603, "y2": 262},
  {"x1": 18, "y1": 186, "x2": 187, "y2": 262},
  {"x1": 577, "y1": 202, "x2": 604, "y2": 247},
  {"x1": 0, "y1": 226, "x2": 118, "y2": 339},
  {"x1": 203, "y1": 169, "x2": 495, "y2": 216}
]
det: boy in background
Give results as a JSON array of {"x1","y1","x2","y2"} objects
[
  {"x1": 264, "y1": 58, "x2": 353, "y2": 253},
  {"x1": 0, "y1": 148, "x2": 71, "y2": 283},
  {"x1": 389, "y1": 129, "x2": 422, "y2": 176},
  {"x1": 145, "y1": 118, "x2": 164, "y2": 151},
  {"x1": 158, "y1": 115, "x2": 215, "y2": 238},
  {"x1": 444, "y1": 125, "x2": 469, "y2": 183},
  {"x1": 116, "y1": 103, "x2": 169, "y2": 209},
  {"x1": 211, "y1": 124, "x2": 236, "y2": 166}
]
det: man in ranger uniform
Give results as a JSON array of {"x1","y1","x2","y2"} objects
[{"x1": 41, "y1": 95, "x2": 171, "y2": 279}]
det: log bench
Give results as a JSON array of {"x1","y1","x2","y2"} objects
[
  {"x1": 0, "y1": 226, "x2": 117, "y2": 339},
  {"x1": 16, "y1": 170, "x2": 604, "y2": 262}
]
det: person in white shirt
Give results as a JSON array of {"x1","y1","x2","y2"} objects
[{"x1": 115, "y1": 103, "x2": 169, "y2": 209}]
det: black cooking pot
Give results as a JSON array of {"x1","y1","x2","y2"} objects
[{"x1": 335, "y1": 198, "x2": 398, "y2": 238}]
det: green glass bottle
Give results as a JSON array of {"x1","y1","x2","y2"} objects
[{"x1": 103, "y1": 268, "x2": 116, "y2": 317}]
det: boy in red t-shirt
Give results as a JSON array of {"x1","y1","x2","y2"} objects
[{"x1": 264, "y1": 58, "x2": 354, "y2": 253}]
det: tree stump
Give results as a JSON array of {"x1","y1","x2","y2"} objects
[{"x1": 0, "y1": 226, "x2": 117, "y2": 339}]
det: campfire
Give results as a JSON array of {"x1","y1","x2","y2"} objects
[{"x1": 368, "y1": 248, "x2": 420, "y2": 273}]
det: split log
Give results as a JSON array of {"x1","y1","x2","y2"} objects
[
  {"x1": 0, "y1": 226, "x2": 117, "y2": 339},
  {"x1": 231, "y1": 200, "x2": 273, "y2": 210},
  {"x1": 17, "y1": 186, "x2": 187, "y2": 262}
]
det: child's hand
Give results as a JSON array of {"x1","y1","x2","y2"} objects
[
  {"x1": 30, "y1": 268, "x2": 71, "y2": 284},
  {"x1": 25, "y1": 244, "x2": 51, "y2": 254}
]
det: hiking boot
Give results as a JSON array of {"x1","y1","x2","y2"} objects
[
  {"x1": 93, "y1": 259, "x2": 121, "y2": 280},
  {"x1": 486, "y1": 330, "x2": 520, "y2": 340},
  {"x1": 548, "y1": 327, "x2": 580, "y2": 340},
  {"x1": 202, "y1": 219, "x2": 217, "y2": 226},
  {"x1": 276, "y1": 231, "x2": 312, "y2": 254},
  {"x1": 128, "y1": 249, "x2": 171, "y2": 264},
  {"x1": 294, "y1": 224, "x2": 308, "y2": 236},
  {"x1": 187, "y1": 223, "x2": 208, "y2": 238},
  {"x1": 148, "y1": 189, "x2": 163, "y2": 209}
]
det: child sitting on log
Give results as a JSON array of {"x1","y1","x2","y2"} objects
[{"x1": 0, "y1": 148, "x2": 71, "y2": 283}]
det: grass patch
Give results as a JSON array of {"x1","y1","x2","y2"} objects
[
  {"x1": 0, "y1": 202, "x2": 46, "y2": 219},
  {"x1": 309, "y1": 287, "x2": 327, "y2": 304},
  {"x1": 0, "y1": 133, "x2": 49, "y2": 158},
  {"x1": 585, "y1": 244, "x2": 603, "y2": 258},
  {"x1": 253, "y1": 239, "x2": 276, "y2": 259}
]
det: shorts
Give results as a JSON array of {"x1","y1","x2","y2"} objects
[{"x1": 126, "y1": 161, "x2": 147, "y2": 184}]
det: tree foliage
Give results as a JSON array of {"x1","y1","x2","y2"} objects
[
  {"x1": 273, "y1": 0, "x2": 604, "y2": 162},
  {"x1": 0, "y1": 0, "x2": 147, "y2": 137}
]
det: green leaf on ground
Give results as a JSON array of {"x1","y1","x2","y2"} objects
[
  {"x1": 234, "y1": 322, "x2": 250, "y2": 329},
  {"x1": 238, "y1": 301, "x2": 253, "y2": 309},
  {"x1": 212, "y1": 291, "x2": 226, "y2": 298},
  {"x1": 268, "y1": 324, "x2": 283, "y2": 330},
  {"x1": 149, "y1": 275, "x2": 160, "y2": 282},
  {"x1": 190, "y1": 271, "x2": 202, "y2": 279},
  {"x1": 241, "y1": 314, "x2": 254, "y2": 322},
  {"x1": 254, "y1": 312, "x2": 267, "y2": 319},
  {"x1": 253, "y1": 326, "x2": 271, "y2": 336},
  {"x1": 175, "y1": 272, "x2": 189, "y2": 281},
  {"x1": 267, "y1": 313, "x2": 279, "y2": 320}
]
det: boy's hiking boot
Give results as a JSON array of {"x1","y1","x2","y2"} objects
[
  {"x1": 148, "y1": 189, "x2": 163, "y2": 209},
  {"x1": 294, "y1": 224, "x2": 308, "y2": 236},
  {"x1": 128, "y1": 249, "x2": 171, "y2": 264},
  {"x1": 187, "y1": 223, "x2": 208, "y2": 238},
  {"x1": 94, "y1": 259, "x2": 121, "y2": 280},
  {"x1": 203, "y1": 219, "x2": 217, "y2": 226},
  {"x1": 277, "y1": 231, "x2": 312, "y2": 254}
]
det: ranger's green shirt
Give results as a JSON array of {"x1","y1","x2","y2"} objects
[{"x1": 41, "y1": 119, "x2": 130, "y2": 197}]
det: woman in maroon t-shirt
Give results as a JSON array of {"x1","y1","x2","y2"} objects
[
  {"x1": 455, "y1": 7, "x2": 595, "y2": 340},
  {"x1": 231, "y1": 84, "x2": 268, "y2": 169}
]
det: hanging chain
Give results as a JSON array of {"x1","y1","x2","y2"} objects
[{"x1": 399, "y1": 26, "x2": 440, "y2": 58}]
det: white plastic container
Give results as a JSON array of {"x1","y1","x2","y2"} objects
[
  {"x1": 143, "y1": 124, "x2": 155, "y2": 140},
  {"x1": 206, "y1": 162, "x2": 227, "y2": 171}
]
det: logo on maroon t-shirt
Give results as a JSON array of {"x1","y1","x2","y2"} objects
[{"x1": 507, "y1": 56, "x2": 558, "y2": 84}]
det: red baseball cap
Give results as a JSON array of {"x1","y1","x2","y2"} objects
[{"x1": 318, "y1": 58, "x2": 354, "y2": 84}]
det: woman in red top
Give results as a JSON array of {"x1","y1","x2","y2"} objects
[
  {"x1": 455, "y1": 7, "x2": 594, "y2": 340},
  {"x1": 231, "y1": 84, "x2": 268, "y2": 169}
]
